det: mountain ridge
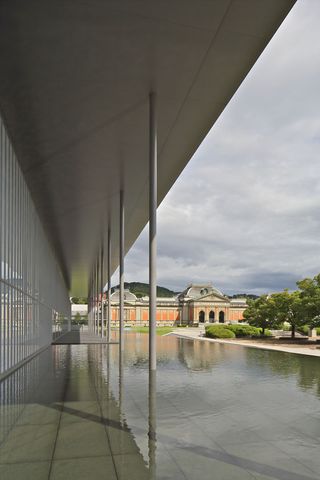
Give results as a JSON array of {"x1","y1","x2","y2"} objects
[{"x1": 112, "y1": 281, "x2": 178, "y2": 298}]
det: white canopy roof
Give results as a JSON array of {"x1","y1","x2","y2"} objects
[{"x1": 0, "y1": 0, "x2": 295, "y2": 295}]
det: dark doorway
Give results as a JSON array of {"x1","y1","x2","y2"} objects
[
  {"x1": 199, "y1": 311, "x2": 205, "y2": 323},
  {"x1": 219, "y1": 311, "x2": 225, "y2": 323},
  {"x1": 209, "y1": 311, "x2": 215, "y2": 323}
]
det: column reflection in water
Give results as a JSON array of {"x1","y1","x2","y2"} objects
[
  {"x1": 148, "y1": 369, "x2": 157, "y2": 479},
  {"x1": 118, "y1": 348, "x2": 124, "y2": 463},
  {"x1": 116, "y1": 345, "x2": 157, "y2": 480},
  {"x1": 118, "y1": 349, "x2": 123, "y2": 414},
  {"x1": 93, "y1": 343, "x2": 155, "y2": 479}
]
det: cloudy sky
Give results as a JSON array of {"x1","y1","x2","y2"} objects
[{"x1": 117, "y1": 0, "x2": 320, "y2": 295}]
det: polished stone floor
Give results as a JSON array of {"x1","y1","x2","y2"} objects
[{"x1": 0, "y1": 333, "x2": 320, "y2": 479}]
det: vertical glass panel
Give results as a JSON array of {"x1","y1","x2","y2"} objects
[{"x1": 0, "y1": 117, "x2": 71, "y2": 377}]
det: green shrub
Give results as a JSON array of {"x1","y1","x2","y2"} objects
[
  {"x1": 205, "y1": 324, "x2": 274, "y2": 339},
  {"x1": 205, "y1": 325, "x2": 235, "y2": 339},
  {"x1": 281, "y1": 323, "x2": 291, "y2": 331},
  {"x1": 297, "y1": 325, "x2": 309, "y2": 335},
  {"x1": 260, "y1": 328, "x2": 272, "y2": 336},
  {"x1": 226, "y1": 324, "x2": 260, "y2": 337},
  {"x1": 297, "y1": 325, "x2": 320, "y2": 336}
]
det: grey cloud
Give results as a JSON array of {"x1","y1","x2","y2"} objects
[{"x1": 123, "y1": 0, "x2": 320, "y2": 296}]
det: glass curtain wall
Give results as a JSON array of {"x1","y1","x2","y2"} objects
[{"x1": 0, "y1": 117, "x2": 70, "y2": 376}]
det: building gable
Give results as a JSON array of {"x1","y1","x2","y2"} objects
[{"x1": 195, "y1": 292, "x2": 230, "y2": 303}]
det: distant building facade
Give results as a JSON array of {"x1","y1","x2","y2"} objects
[
  {"x1": 103, "y1": 283, "x2": 247, "y2": 326},
  {"x1": 71, "y1": 304, "x2": 88, "y2": 319}
]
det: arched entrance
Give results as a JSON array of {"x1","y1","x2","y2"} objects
[
  {"x1": 199, "y1": 311, "x2": 205, "y2": 323},
  {"x1": 209, "y1": 310, "x2": 215, "y2": 323},
  {"x1": 219, "y1": 311, "x2": 225, "y2": 323}
]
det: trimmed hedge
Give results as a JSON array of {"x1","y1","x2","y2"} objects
[
  {"x1": 205, "y1": 323, "x2": 272, "y2": 339},
  {"x1": 226, "y1": 324, "x2": 260, "y2": 337},
  {"x1": 205, "y1": 325, "x2": 235, "y2": 339}
]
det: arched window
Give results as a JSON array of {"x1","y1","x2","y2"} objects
[
  {"x1": 199, "y1": 311, "x2": 205, "y2": 323},
  {"x1": 209, "y1": 310, "x2": 215, "y2": 323},
  {"x1": 219, "y1": 311, "x2": 225, "y2": 323}
]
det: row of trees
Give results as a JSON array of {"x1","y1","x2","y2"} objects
[
  {"x1": 243, "y1": 274, "x2": 320, "y2": 337},
  {"x1": 71, "y1": 297, "x2": 88, "y2": 304}
]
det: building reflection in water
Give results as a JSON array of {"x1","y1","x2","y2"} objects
[{"x1": 112, "y1": 332, "x2": 245, "y2": 373}]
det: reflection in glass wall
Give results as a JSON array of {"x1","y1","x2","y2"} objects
[
  {"x1": 0, "y1": 346, "x2": 68, "y2": 446},
  {"x1": 0, "y1": 354, "x2": 39, "y2": 445},
  {"x1": 0, "y1": 117, "x2": 70, "y2": 376}
]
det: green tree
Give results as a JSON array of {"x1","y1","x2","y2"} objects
[
  {"x1": 297, "y1": 274, "x2": 320, "y2": 325},
  {"x1": 71, "y1": 297, "x2": 88, "y2": 305},
  {"x1": 309, "y1": 315, "x2": 320, "y2": 329},
  {"x1": 271, "y1": 290, "x2": 305, "y2": 338},
  {"x1": 243, "y1": 295, "x2": 280, "y2": 334},
  {"x1": 73, "y1": 312, "x2": 81, "y2": 325}
]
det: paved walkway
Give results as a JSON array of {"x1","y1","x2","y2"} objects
[
  {"x1": 171, "y1": 328, "x2": 320, "y2": 357},
  {"x1": 53, "y1": 328, "x2": 118, "y2": 345},
  {"x1": 0, "y1": 344, "x2": 148, "y2": 480}
]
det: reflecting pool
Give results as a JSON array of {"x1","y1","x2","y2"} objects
[{"x1": 0, "y1": 333, "x2": 320, "y2": 479}]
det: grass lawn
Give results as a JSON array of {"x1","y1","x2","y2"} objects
[{"x1": 131, "y1": 326, "x2": 173, "y2": 336}]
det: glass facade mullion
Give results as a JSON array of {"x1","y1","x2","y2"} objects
[
  {"x1": 0, "y1": 122, "x2": 3, "y2": 374},
  {"x1": 0, "y1": 116, "x2": 71, "y2": 376}
]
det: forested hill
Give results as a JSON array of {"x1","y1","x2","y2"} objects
[
  {"x1": 112, "y1": 282, "x2": 178, "y2": 298},
  {"x1": 71, "y1": 288, "x2": 258, "y2": 304},
  {"x1": 228, "y1": 294, "x2": 259, "y2": 300}
]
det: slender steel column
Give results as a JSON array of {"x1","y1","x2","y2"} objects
[
  {"x1": 94, "y1": 265, "x2": 96, "y2": 334},
  {"x1": 100, "y1": 246, "x2": 104, "y2": 338},
  {"x1": 93, "y1": 264, "x2": 97, "y2": 334},
  {"x1": 94, "y1": 268, "x2": 96, "y2": 333},
  {"x1": 88, "y1": 283, "x2": 91, "y2": 332},
  {"x1": 148, "y1": 93, "x2": 158, "y2": 472},
  {"x1": 90, "y1": 282, "x2": 92, "y2": 332},
  {"x1": 149, "y1": 92, "x2": 157, "y2": 372},
  {"x1": 93, "y1": 268, "x2": 95, "y2": 334},
  {"x1": 98, "y1": 258, "x2": 101, "y2": 335},
  {"x1": 119, "y1": 190, "x2": 124, "y2": 351},
  {"x1": 96, "y1": 259, "x2": 99, "y2": 335},
  {"x1": 107, "y1": 228, "x2": 111, "y2": 342}
]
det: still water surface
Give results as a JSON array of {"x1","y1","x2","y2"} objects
[{"x1": 0, "y1": 333, "x2": 320, "y2": 479}]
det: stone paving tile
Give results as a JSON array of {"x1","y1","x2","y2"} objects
[
  {"x1": 16, "y1": 403, "x2": 61, "y2": 426},
  {"x1": 223, "y1": 442, "x2": 318, "y2": 480},
  {"x1": 0, "y1": 423, "x2": 58, "y2": 463},
  {"x1": 170, "y1": 447, "x2": 259, "y2": 480},
  {"x1": 106, "y1": 425, "x2": 142, "y2": 456},
  {"x1": 60, "y1": 400, "x2": 101, "y2": 424},
  {"x1": 53, "y1": 420, "x2": 111, "y2": 460},
  {"x1": 50, "y1": 455, "x2": 117, "y2": 480},
  {"x1": 0, "y1": 461, "x2": 51, "y2": 480},
  {"x1": 113, "y1": 453, "x2": 150, "y2": 480}
]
